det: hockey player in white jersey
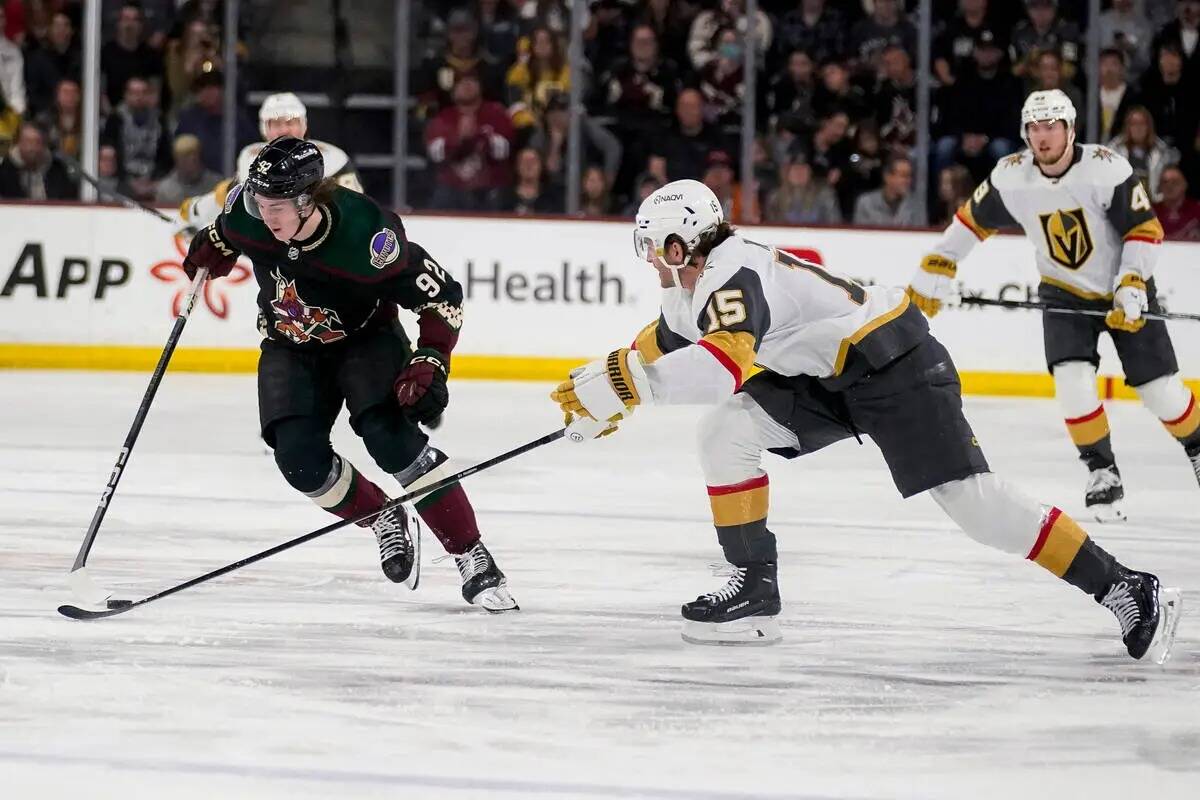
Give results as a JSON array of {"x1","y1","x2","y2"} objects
[
  {"x1": 551, "y1": 179, "x2": 1180, "y2": 662},
  {"x1": 908, "y1": 90, "x2": 1200, "y2": 521},
  {"x1": 177, "y1": 92, "x2": 363, "y2": 230}
]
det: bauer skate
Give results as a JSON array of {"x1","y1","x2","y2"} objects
[
  {"x1": 372, "y1": 504, "x2": 421, "y2": 589},
  {"x1": 681, "y1": 563, "x2": 782, "y2": 646},
  {"x1": 1085, "y1": 465, "x2": 1126, "y2": 522},
  {"x1": 454, "y1": 541, "x2": 518, "y2": 612},
  {"x1": 1097, "y1": 570, "x2": 1182, "y2": 665}
]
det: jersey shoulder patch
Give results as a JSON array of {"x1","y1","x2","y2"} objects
[
  {"x1": 223, "y1": 181, "x2": 243, "y2": 215},
  {"x1": 988, "y1": 150, "x2": 1033, "y2": 191},
  {"x1": 1077, "y1": 144, "x2": 1133, "y2": 187}
]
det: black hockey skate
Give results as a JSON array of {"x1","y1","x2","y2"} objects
[
  {"x1": 454, "y1": 541, "x2": 518, "y2": 612},
  {"x1": 1187, "y1": 443, "x2": 1200, "y2": 489},
  {"x1": 1085, "y1": 464, "x2": 1126, "y2": 522},
  {"x1": 372, "y1": 504, "x2": 420, "y2": 589},
  {"x1": 681, "y1": 563, "x2": 782, "y2": 646},
  {"x1": 1097, "y1": 570, "x2": 1182, "y2": 664}
]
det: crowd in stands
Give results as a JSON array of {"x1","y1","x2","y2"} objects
[{"x1": 1, "y1": 0, "x2": 1199, "y2": 241}]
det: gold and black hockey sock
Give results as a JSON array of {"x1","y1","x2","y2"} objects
[
  {"x1": 1161, "y1": 392, "x2": 1200, "y2": 451},
  {"x1": 708, "y1": 475, "x2": 777, "y2": 565},
  {"x1": 1064, "y1": 406, "x2": 1116, "y2": 470},
  {"x1": 1027, "y1": 507, "x2": 1119, "y2": 596}
]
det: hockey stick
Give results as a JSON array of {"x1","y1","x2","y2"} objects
[
  {"x1": 960, "y1": 295, "x2": 1200, "y2": 323},
  {"x1": 61, "y1": 155, "x2": 185, "y2": 228},
  {"x1": 58, "y1": 427, "x2": 567, "y2": 620},
  {"x1": 67, "y1": 268, "x2": 209, "y2": 608}
]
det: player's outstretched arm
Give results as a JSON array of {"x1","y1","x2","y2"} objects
[{"x1": 1105, "y1": 174, "x2": 1164, "y2": 333}]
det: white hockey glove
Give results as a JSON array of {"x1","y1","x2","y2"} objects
[
  {"x1": 906, "y1": 254, "x2": 957, "y2": 317},
  {"x1": 1106, "y1": 273, "x2": 1148, "y2": 333},
  {"x1": 551, "y1": 349, "x2": 653, "y2": 441}
]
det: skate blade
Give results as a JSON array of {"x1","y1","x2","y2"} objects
[
  {"x1": 403, "y1": 518, "x2": 422, "y2": 591},
  {"x1": 1146, "y1": 588, "x2": 1183, "y2": 666},
  {"x1": 681, "y1": 617, "x2": 782, "y2": 646},
  {"x1": 472, "y1": 585, "x2": 520, "y2": 613},
  {"x1": 1089, "y1": 501, "x2": 1127, "y2": 523}
]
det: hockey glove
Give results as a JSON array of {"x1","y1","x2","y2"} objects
[
  {"x1": 563, "y1": 411, "x2": 624, "y2": 443},
  {"x1": 906, "y1": 254, "x2": 958, "y2": 317},
  {"x1": 395, "y1": 348, "x2": 449, "y2": 424},
  {"x1": 183, "y1": 222, "x2": 238, "y2": 280},
  {"x1": 551, "y1": 348, "x2": 652, "y2": 425},
  {"x1": 1106, "y1": 274, "x2": 1148, "y2": 333}
]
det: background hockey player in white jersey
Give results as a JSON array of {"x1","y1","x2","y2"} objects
[
  {"x1": 177, "y1": 92, "x2": 362, "y2": 231},
  {"x1": 552, "y1": 179, "x2": 1180, "y2": 663},
  {"x1": 908, "y1": 90, "x2": 1200, "y2": 521}
]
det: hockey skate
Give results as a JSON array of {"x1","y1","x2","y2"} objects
[
  {"x1": 1097, "y1": 570, "x2": 1182, "y2": 665},
  {"x1": 372, "y1": 504, "x2": 421, "y2": 589},
  {"x1": 1187, "y1": 444, "x2": 1200, "y2": 489},
  {"x1": 1085, "y1": 465, "x2": 1126, "y2": 522},
  {"x1": 454, "y1": 541, "x2": 518, "y2": 612},
  {"x1": 681, "y1": 563, "x2": 782, "y2": 646}
]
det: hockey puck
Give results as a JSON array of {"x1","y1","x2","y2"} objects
[{"x1": 106, "y1": 599, "x2": 133, "y2": 609}]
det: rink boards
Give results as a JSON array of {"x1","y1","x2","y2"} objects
[{"x1": 1, "y1": 203, "x2": 1198, "y2": 398}]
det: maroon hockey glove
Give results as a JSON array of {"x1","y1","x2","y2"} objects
[
  {"x1": 183, "y1": 222, "x2": 239, "y2": 281},
  {"x1": 395, "y1": 348, "x2": 449, "y2": 424}
]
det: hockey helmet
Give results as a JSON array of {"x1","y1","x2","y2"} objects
[
  {"x1": 634, "y1": 179, "x2": 723, "y2": 286},
  {"x1": 1020, "y1": 89, "x2": 1076, "y2": 150},
  {"x1": 259, "y1": 92, "x2": 308, "y2": 140},
  {"x1": 243, "y1": 136, "x2": 324, "y2": 219}
]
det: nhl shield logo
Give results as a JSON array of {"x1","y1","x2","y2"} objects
[
  {"x1": 369, "y1": 229, "x2": 400, "y2": 269},
  {"x1": 287, "y1": 246, "x2": 300, "y2": 260},
  {"x1": 1038, "y1": 208, "x2": 1094, "y2": 270}
]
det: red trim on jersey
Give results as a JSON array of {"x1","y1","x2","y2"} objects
[
  {"x1": 698, "y1": 339, "x2": 744, "y2": 390},
  {"x1": 1065, "y1": 406, "x2": 1105, "y2": 425},
  {"x1": 1124, "y1": 236, "x2": 1162, "y2": 244},
  {"x1": 1164, "y1": 393, "x2": 1197, "y2": 426},
  {"x1": 955, "y1": 209, "x2": 987, "y2": 241},
  {"x1": 1027, "y1": 507, "x2": 1062, "y2": 561},
  {"x1": 707, "y1": 474, "x2": 770, "y2": 496}
]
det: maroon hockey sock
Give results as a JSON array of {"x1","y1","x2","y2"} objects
[
  {"x1": 413, "y1": 483, "x2": 480, "y2": 554},
  {"x1": 308, "y1": 456, "x2": 388, "y2": 527}
]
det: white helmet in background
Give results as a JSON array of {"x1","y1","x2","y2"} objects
[
  {"x1": 1020, "y1": 89, "x2": 1076, "y2": 150},
  {"x1": 634, "y1": 179, "x2": 723, "y2": 287},
  {"x1": 259, "y1": 92, "x2": 308, "y2": 140}
]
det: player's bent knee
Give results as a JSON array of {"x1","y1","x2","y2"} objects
[
  {"x1": 355, "y1": 406, "x2": 428, "y2": 475},
  {"x1": 1052, "y1": 361, "x2": 1100, "y2": 417},
  {"x1": 929, "y1": 472, "x2": 1044, "y2": 556},
  {"x1": 697, "y1": 399, "x2": 759, "y2": 484},
  {"x1": 1134, "y1": 373, "x2": 1191, "y2": 420},
  {"x1": 269, "y1": 417, "x2": 335, "y2": 494}
]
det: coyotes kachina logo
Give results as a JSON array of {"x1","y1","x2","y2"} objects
[
  {"x1": 269, "y1": 268, "x2": 347, "y2": 344},
  {"x1": 1038, "y1": 208, "x2": 1094, "y2": 270}
]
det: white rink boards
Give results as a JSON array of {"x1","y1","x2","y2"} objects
[{"x1": 1, "y1": 373, "x2": 1198, "y2": 799}]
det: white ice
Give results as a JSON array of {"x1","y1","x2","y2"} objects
[{"x1": 1, "y1": 372, "x2": 1198, "y2": 799}]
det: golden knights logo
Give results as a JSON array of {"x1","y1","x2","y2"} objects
[
  {"x1": 1038, "y1": 208, "x2": 1094, "y2": 270},
  {"x1": 1002, "y1": 152, "x2": 1025, "y2": 168},
  {"x1": 269, "y1": 269, "x2": 347, "y2": 344}
]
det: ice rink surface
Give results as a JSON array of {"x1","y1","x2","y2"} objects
[{"x1": 1, "y1": 371, "x2": 1198, "y2": 799}]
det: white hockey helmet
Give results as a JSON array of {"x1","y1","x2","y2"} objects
[
  {"x1": 634, "y1": 179, "x2": 723, "y2": 286},
  {"x1": 259, "y1": 92, "x2": 308, "y2": 140},
  {"x1": 1020, "y1": 89, "x2": 1076, "y2": 150}
]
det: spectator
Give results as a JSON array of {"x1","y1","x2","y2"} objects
[
  {"x1": 601, "y1": 23, "x2": 680, "y2": 138},
  {"x1": 1108, "y1": 105, "x2": 1180, "y2": 201},
  {"x1": 579, "y1": 164, "x2": 613, "y2": 216},
  {"x1": 637, "y1": 0, "x2": 701, "y2": 71},
  {"x1": 1097, "y1": 48, "x2": 1141, "y2": 144},
  {"x1": 1139, "y1": 43, "x2": 1200, "y2": 150},
  {"x1": 163, "y1": 19, "x2": 220, "y2": 114},
  {"x1": 2, "y1": 0, "x2": 24, "y2": 46},
  {"x1": 655, "y1": 87, "x2": 727, "y2": 181},
  {"x1": 849, "y1": 0, "x2": 917, "y2": 79},
  {"x1": 765, "y1": 155, "x2": 841, "y2": 225},
  {"x1": 776, "y1": 0, "x2": 846, "y2": 68},
  {"x1": 766, "y1": 49, "x2": 818, "y2": 136},
  {"x1": 35, "y1": 77, "x2": 81, "y2": 159},
  {"x1": 501, "y1": 146, "x2": 563, "y2": 214},
  {"x1": 23, "y1": 11, "x2": 80, "y2": 114},
  {"x1": 838, "y1": 120, "x2": 884, "y2": 216},
  {"x1": 0, "y1": 120, "x2": 77, "y2": 199},
  {"x1": 506, "y1": 25, "x2": 570, "y2": 130},
  {"x1": 1031, "y1": 50, "x2": 1084, "y2": 133},
  {"x1": 0, "y1": 85, "x2": 18, "y2": 157},
  {"x1": 101, "y1": 75, "x2": 171, "y2": 201},
  {"x1": 527, "y1": 92, "x2": 622, "y2": 189},
  {"x1": 1152, "y1": 0, "x2": 1200, "y2": 81},
  {"x1": 933, "y1": 30, "x2": 1022, "y2": 181},
  {"x1": 475, "y1": 0, "x2": 521, "y2": 66},
  {"x1": 515, "y1": 0, "x2": 571, "y2": 38},
  {"x1": 934, "y1": 163, "x2": 975, "y2": 226},
  {"x1": 1154, "y1": 163, "x2": 1200, "y2": 240},
  {"x1": 0, "y1": 5, "x2": 26, "y2": 115},
  {"x1": 415, "y1": 9, "x2": 505, "y2": 118},
  {"x1": 1098, "y1": 0, "x2": 1155, "y2": 78},
  {"x1": 688, "y1": 0, "x2": 772, "y2": 73},
  {"x1": 175, "y1": 71, "x2": 255, "y2": 173},
  {"x1": 585, "y1": 0, "x2": 634, "y2": 79},
  {"x1": 702, "y1": 148, "x2": 758, "y2": 223},
  {"x1": 788, "y1": 109, "x2": 852, "y2": 194},
  {"x1": 698, "y1": 27, "x2": 745, "y2": 128},
  {"x1": 155, "y1": 133, "x2": 220, "y2": 205},
  {"x1": 101, "y1": 2, "x2": 164, "y2": 110},
  {"x1": 124, "y1": 0, "x2": 175, "y2": 51},
  {"x1": 933, "y1": 0, "x2": 1000, "y2": 86},
  {"x1": 622, "y1": 169, "x2": 663, "y2": 215},
  {"x1": 852, "y1": 155, "x2": 926, "y2": 227},
  {"x1": 751, "y1": 134, "x2": 779, "y2": 200},
  {"x1": 813, "y1": 58, "x2": 871, "y2": 123},
  {"x1": 95, "y1": 142, "x2": 133, "y2": 198},
  {"x1": 1009, "y1": 0, "x2": 1081, "y2": 83},
  {"x1": 424, "y1": 73, "x2": 515, "y2": 211},
  {"x1": 874, "y1": 44, "x2": 918, "y2": 155}
]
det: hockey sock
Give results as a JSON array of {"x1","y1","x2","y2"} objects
[
  {"x1": 1064, "y1": 406, "x2": 1116, "y2": 470},
  {"x1": 1027, "y1": 507, "x2": 1119, "y2": 596},
  {"x1": 1161, "y1": 392, "x2": 1200, "y2": 452},
  {"x1": 394, "y1": 445, "x2": 480, "y2": 555},
  {"x1": 307, "y1": 454, "x2": 389, "y2": 527},
  {"x1": 708, "y1": 475, "x2": 777, "y2": 565}
]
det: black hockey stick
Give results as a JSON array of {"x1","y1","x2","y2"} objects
[
  {"x1": 61, "y1": 155, "x2": 187, "y2": 229},
  {"x1": 960, "y1": 295, "x2": 1200, "y2": 323},
  {"x1": 67, "y1": 268, "x2": 209, "y2": 608},
  {"x1": 58, "y1": 428, "x2": 568, "y2": 620}
]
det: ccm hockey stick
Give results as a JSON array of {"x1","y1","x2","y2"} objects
[
  {"x1": 960, "y1": 295, "x2": 1200, "y2": 323},
  {"x1": 67, "y1": 268, "x2": 209, "y2": 609},
  {"x1": 59, "y1": 428, "x2": 568, "y2": 620}
]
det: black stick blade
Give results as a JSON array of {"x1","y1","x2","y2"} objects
[{"x1": 58, "y1": 603, "x2": 136, "y2": 620}]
